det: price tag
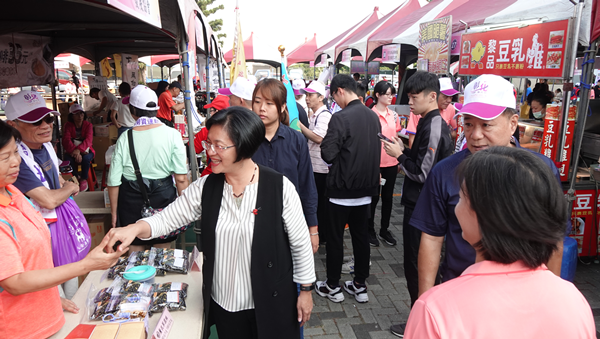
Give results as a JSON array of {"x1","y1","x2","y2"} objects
[
  {"x1": 151, "y1": 308, "x2": 174, "y2": 339},
  {"x1": 190, "y1": 246, "x2": 202, "y2": 272},
  {"x1": 174, "y1": 257, "x2": 184, "y2": 268},
  {"x1": 174, "y1": 249, "x2": 184, "y2": 258},
  {"x1": 171, "y1": 282, "x2": 182, "y2": 291},
  {"x1": 167, "y1": 291, "x2": 179, "y2": 303}
]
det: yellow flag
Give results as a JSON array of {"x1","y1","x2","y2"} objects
[
  {"x1": 230, "y1": 6, "x2": 246, "y2": 84},
  {"x1": 100, "y1": 58, "x2": 113, "y2": 78},
  {"x1": 113, "y1": 54, "x2": 122, "y2": 78}
]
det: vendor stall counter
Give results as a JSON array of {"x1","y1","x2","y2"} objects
[{"x1": 49, "y1": 260, "x2": 204, "y2": 338}]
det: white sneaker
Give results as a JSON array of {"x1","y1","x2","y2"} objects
[
  {"x1": 315, "y1": 280, "x2": 345, "y2": 303},
  {"x1": 341, "y1": 257, "x2": 372, "y2": 275},
  {"x1": 343, "y1": 280, "x2": 369, "y2": 303}
]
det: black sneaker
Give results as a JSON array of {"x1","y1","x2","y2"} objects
[
  {"x1": 315, "y1": 280, "x2": 345, "y2": 303},
  {"x1": 369, "y1": 230, "x2": 380, "y2": 247},
  {"x1": 378, "y1": 230, "x2": 397, "y2": 246},
  {"x1": 390, "y1": 323, "x2": 406, "y2": 337}
]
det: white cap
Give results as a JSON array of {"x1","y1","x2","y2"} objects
[
  {"x1": 457, "y1": 74, "x2": 516, "y2": 120},
  {"x1": 130, "y1": 85, "x2": 159, "y2": 111},
  {"x1": 439, "y1": 77, "x2": 459, "y2": 96},
  {"x1": 301, "y1": 81, "x2": 327, "y2": 97},
  {"x1": 292, "y1": 79, "x2": 306, "y2": 95},
  {"x1": 218, "y1": 77, "x2": 255, "y2": 101},
  {"x1": 5, "y1": 90, "x2": 56, "y2": 122},
  {"x1": 69, "y1": 103, "x2": 84, "y2": 114}
]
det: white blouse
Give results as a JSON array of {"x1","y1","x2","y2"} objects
[{"x1": 142, "y1": 174, "x2": 315, "y2": 312}]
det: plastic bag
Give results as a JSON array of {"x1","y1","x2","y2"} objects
[
  {"x1": 149, "y1": 291, "x2": 186, "y2": 315},
  {"x1": 154, "y1": 282, "x2": 189, "y2": 298},
  {"x1": 50, "y1": 198, "x2": 91, "y2": 266}
]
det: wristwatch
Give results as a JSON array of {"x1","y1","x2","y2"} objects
[{"x1": 299, "y1": 283, "x2": 315, "y2": 291}]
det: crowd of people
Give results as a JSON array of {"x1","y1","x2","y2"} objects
[{"x1": 0, "y1": 69, "x2": 597, "y2": 338}]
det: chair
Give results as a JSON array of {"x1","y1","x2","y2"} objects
[{"x1": 77, "y1": 162, "x2": 98, "y2": 191}]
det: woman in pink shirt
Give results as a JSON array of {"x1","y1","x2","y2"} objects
[
  {"x1": 368, "y1": 81, "x2": 401, "y2": 247},
  {"x1": 404, "y1": 147, "x2": 596, "y2": 339}
]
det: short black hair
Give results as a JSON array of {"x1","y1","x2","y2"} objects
[
  {"x1": 457, "y1": 147, "x2": 566, "y2": 269},
  {"x1": 330, "y1": 74, "x2": 358, "y2": 96},
  {"x1": 119, "y1": 82, "x2": 131, "y2": 96},
  {"x1": 356, "y1": 80, "x2": 367, "y2": 100},
  {"x1": 89, "y1": 88, "x2": 101, "y2": 96},
  {"x1": 0, "y1": 120, "x2": 21, "y2": 149},
  {"x1": 526, "y1": 79, "x2": 531, "y2": 87},
  {"x1": 206, "y1": 106, "x2": 265, "y2": 162},
  {"x1": 129, "y1": 106, "x2": 157, "y2": 118},
  {"x1": 373, "y1": 80, "x2": 394, "y2": 104},
  {"x1": 405, "y1": 71, "x2": 439, "y2": 98},
  {"x1": 353, "y1": 73, "x2": 361, "y2": 78}
]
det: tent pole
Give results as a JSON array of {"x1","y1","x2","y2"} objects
[
  {"x1": 161, "y1": 66, "x2": 164, "y2": 80},
  {"x1": 206, "y1": 54, "x2": 211, "y2": 105},
  {"x1": 181, "y1": 35, "x2": 198, "y2": 185},
  {"x1": 150, "y1": 65, "x2": 153, "y2": 82}
]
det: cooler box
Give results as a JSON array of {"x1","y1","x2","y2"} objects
[{"x1": 560, "y1": 236, "x2": 578, "y2": 282}]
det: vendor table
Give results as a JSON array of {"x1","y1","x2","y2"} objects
[{"x1": 49, "y1": 262, "x2": 204, "y2": 339}]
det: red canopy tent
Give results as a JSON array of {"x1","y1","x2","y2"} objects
[
  {"x1": 286, "y1": 34, "x2": 318, "y2": 66},
  {"x1": 334, "y1": 0, "x2": 421, "y2": 63},
  {"x1": 314, "y1": 6, "x2": 382, "y2": 62},
  {"x1": 592, "y1": 0, "x2": 600, "y2": 43},
  {"x1": 224, "y1": 32, "x2": 254, "y2": 63},
  {"x1": 56, "y1": 53, "x2": 92, "y2": 66},
  {"x1": 150, "y1": 54, "x2": 180, "y2": 68}
]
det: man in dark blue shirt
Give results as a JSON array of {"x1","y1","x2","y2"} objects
[{"x1": 390, "y1": 75, "x2": 568, "y2": 337}]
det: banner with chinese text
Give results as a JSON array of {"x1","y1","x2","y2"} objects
[
  {"x1": 0, "y1": 33, "x2": 54, "y2": 88},
  {"x1": 107, "y1": 0, "x2": 161, "y2": 29},
  {"x1": 459, "y1": 19, "x2": 570, "y2": 78},
  {"x1": 568, "y1": 190, "x2": 597, "y2": 257},
  {"x1": 121, "y1": 54, "x2": 139, "y2": 89},
  {"x1": 341, "y1": 50, "x2": 351, "y2": 63},
  {"x1": 315, "y1": 54, "x2": 327, "y2": 67},
  {"x1": 540, "y1": 104, "x2": 576, "y2": 181},
  {"x1": 382, "y1": 44, "x2": 401, "y2": 63},
  {"x1": 418, "y1": 16, "x2": 451, "y2": 74}
]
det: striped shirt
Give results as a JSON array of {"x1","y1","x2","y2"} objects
[{"x1": 142, "y1": 174, "x2": 316, "y2": 312}]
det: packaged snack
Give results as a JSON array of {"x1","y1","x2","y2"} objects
[
  {"x1": 107, "y1": 265, "x2": 126, "y2": 279},
  {"x1": 154, "y1": 282, "x2": 189, "y2": 298},
  {"x1": 123, "y1": 280, "x2": 154, "y2": 295},
  {"x1": 159, "y1": 249, "x2": 190, "y2": 274},
  {"x1": 93, "y1": 287, "x2": 112, "y2": 303},
  {"x1": 149, "y1": 291, "x2": 186, "y2": 315}
]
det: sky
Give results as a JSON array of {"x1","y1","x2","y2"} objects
[{"x1": 210, "y1": 0, "x2": 427, "y2": 62}]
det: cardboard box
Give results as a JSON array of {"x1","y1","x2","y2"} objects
[
  {"x1": 94, "y1": 124, "x2": 110, "y2": 137},
  {"x1": 115, "y1": 322, "x2": 145, "y2": 339},
  {"x1": 89, "y1": 324, "x2": 119, "y2": 339},
  {"x1": 93, "y1": 136, "x2": 115, "y2": 170},
  {"x1": 86, "y1": 214, "x2": 111, "y2": 250}
]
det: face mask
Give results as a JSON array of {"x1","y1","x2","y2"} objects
[{"x1": 532, "y1": 110, "x2": 543, "y2": 119}]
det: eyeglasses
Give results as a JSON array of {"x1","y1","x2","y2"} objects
[
  {"x1": 201, "y1": 140, "x2": 235, "y2": 153},
  {"x1": 31, "y1": 114, "x2": 55, "y2": 127}
]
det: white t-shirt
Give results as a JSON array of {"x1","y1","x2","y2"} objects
[
  {"x1": 98, "y1": 89, "x2": 118, "y2": 111},
  {"x1": 116, "y1": 97, "x2": 136, "y2": 127}
]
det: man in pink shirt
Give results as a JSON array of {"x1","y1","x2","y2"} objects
[{"x1": 407, "y1": 77, "x2": 459, "y2": 148}]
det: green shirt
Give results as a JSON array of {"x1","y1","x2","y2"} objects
[{"x1": 107, "y1": 125, "x2": 187, "y2": 186}]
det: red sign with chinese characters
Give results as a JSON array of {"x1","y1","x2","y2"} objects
[
  {"x1": 458, "y1": 19, "x2": 570, "y2": 78},
  {"x1": 540, "y1": 105, "x2": 576, "y2": 181},
  {"x1": 569, "y1": 190, "x2": 597, "y2": 257}
]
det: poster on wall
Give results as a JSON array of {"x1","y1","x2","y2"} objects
[
  {"x1": 0, "y1": 33, "x2": 54, "y2": 88},
  {"x1": 458, "y1": 19, "x2": 570, "y2": 78},
  {"x1": 417, "y1": 16, "x2": 452, "y2": 74},
  {"x1": 121, "y1": 54, "x2": 139, "y2": 89},
  {"x1": 88, "y1": 76, "x2": 108, "y2": 91},
  {"x1": 381, "y1": 44, "x2": 401, "y2": 63}
]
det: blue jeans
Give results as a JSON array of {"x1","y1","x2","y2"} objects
[
  {"x1": 64, "y1": 152, "x2": 94, "y2": 180},
  {"x1": 118, "y1": 126, "x2": 132, "y2": 138}
]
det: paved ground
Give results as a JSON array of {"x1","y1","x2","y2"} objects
[{"x1": 306, "y1": 177, "x2": 600, "y2": 339}]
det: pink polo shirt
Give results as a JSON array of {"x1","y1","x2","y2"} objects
[
  {"x1": 372, "y1": 106, "x2": 401, "y2": 168},
  {"x1": 405, "y1": 260, "x2": 596, "y2": 339},
  {"x1": 407, "y1": 104, "x2": 457, "y2": 134}
]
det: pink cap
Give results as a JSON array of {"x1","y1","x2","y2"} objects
[{"x1": 456, "y1": 75, "x2": 516, "y2": 120}]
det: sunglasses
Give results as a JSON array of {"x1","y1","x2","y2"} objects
[{"x1": 31, "y1": 114, "x2": 55, "y2": 126}]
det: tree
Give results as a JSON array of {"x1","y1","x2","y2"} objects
[
  {"x1": 197, "y1": 0, "x2": 226, "y2": 47},
  {"x1": 289, "y1": 63, "x2": 323, "y2": 81}
]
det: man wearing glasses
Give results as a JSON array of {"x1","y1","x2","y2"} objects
[{"x1": 6, "y1": 90, "x2": 80, "y2": 300}]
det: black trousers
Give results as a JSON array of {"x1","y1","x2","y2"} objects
[
  {"x1": 368, "y1": 165, "x2": 398, "y2": 234},
  {"x1": 210, "y1": 298, "x2": 258, "y2": 339},
  {"x1": 326, "y1": 202, "x2": 370, "y2": 286},
  {"x1": 314, "y1": 173, "x2": 329, "y2": 243},
  {"x1": 402, "y1": 206, "x2": 421, "y2": 307}
]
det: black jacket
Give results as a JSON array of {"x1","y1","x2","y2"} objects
[
  {"x1": 399, "y1": 109, "x2": 453, "y2": 208},
  {"x1": 321, "y1": 99, "x2": 381, "y2": 199}
]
